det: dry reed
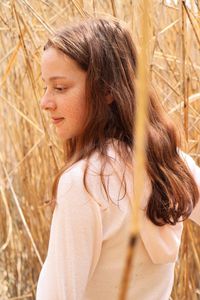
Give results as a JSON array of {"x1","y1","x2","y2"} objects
[{"x1": 119, "y1": 0, "x2": 151, "y2": 298}]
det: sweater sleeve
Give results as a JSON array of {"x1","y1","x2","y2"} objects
[
  {"x1": 51, "y1": 166, "x2": 103, "y2": 300},
  {"x1": 179, "y1": 151, "x2": 200, "y2": 225}
]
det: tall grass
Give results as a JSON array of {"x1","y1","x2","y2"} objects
[{"x1": 0, "y1": 0, "x2": 199, "y2": 299}]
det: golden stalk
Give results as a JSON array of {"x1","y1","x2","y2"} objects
[
  {"x1": 0, "y1": 186, "x2": 13, "y2": 252},
  {"x1": 16, "y1": 0, "x2": 55, "y2": 34},
  {"x1": 181, "y1": 0, "x2": 189, "y2": 142},
  {"x1": 71, "y1": 0, "x2": 91, "y2": 17},
  {"x1": 0, "y1": 94, "x2": 44, "y2": 134},
  {"x1": 110, "y1": 0, "x2": 117, "y2": 17},
  {"x1": 0, "y1": 36, "x2": 23, "y2": 86},
  {"x1": 187, "y1": 222, "x2": 200, "y2": 270},
  {"x1": 1, "y1": 136, "x2": 45, "y2": 184},
  {"x1": 119, "y1": 0, "x2": 150, "y2": 299},
  {"x1": 154, "y1": 51, "x2": 200, "y2": 71},
  {"x1": 0, "y1": 154, "x2": 43, "y2": 266},
  {"x1": 152, "y1": 68, "x2": 181, "y2": 97},
  {"x1": 183, "y1": 2, "x2": 200, "y2": 48}
]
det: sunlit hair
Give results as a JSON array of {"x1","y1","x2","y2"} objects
[{"x1": 43, "y1": 16, "x2": 199, "y2": 226}]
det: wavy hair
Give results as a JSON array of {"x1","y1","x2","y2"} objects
[{"x1": 43, "y1": 16, "x2": 199, "y2": 226}]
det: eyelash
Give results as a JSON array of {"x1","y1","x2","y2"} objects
[
  {"x1": 43, "y1": 87, "x2": 66, "y2": 93},
  {"x1": 55, "y1": 87, "x2": 65, "y2": 92}
]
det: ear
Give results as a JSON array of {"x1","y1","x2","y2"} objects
[{"x1": 106, "y1": 93, "x2": 114, "y2": 104}]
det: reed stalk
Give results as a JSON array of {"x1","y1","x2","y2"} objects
[{"x1": 119, "y1": 0, "x2": 150, "y2": 298}]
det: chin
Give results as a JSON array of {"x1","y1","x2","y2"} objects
[
  {"x1": 56, "y1": 130, "x2": 74, "y2": 141},
  {"x1": 56, "y1": 127, "x2": 82, "y2": 141},
  {"x1": 56, "y1": 130, "x2": 68, "y2": 140}
]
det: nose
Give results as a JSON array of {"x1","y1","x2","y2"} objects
[{"x1": 40, "y1": 93, "x2": 57, "y2": 111}]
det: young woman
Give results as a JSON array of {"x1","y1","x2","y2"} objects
[{"x1": 36, "y1": 16, "x2": 200, "y2": 300}]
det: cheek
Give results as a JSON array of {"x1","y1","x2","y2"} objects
[{"x1": 62, "y1": 98, "x2": 86, "y2": 121}]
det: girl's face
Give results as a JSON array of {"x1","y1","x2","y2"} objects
[{"x1": 41, "y1": 47, "x2": 87, "y2": 140}]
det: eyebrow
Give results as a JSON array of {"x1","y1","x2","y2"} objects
[{"x1": 42, "y1": 76, "x2": 67, "y2": 81}]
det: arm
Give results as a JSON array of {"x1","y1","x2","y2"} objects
[
  {"x1": 51, "y1": 166, "x2": 103, "y2": 300},
  {"x1": 179, "y1": 151, "x2": 200, "y2": 225}
]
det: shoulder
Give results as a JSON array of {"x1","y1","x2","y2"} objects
[
  {"x1": 56, "y1": 153, "x2": 108, "y2": 209},
  {"x1": 57, "y1": 158, "x2": 88, "y2": 201},
  {"x1": 178, "y1": 149, "x2": 200, "y2": 177},
  {"x1": 58, "y1": 151, "x2": 103, "y2": 191},
  {"x1": 57, "y1": 140, "x2": 131, "y2": 209},
  {"x1": 178, "y1": 148, "x2": 195, "y2": 164}
]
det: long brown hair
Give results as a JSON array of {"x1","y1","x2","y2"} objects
[{"x1": 43, "y1": 16, "x2": 199, "y2": 226}]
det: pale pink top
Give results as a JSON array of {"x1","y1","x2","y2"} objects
[{"x1": 36, "y1": 141, "x2": 200, "y2": 300}]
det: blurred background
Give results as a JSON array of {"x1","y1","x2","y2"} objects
[{"x1": 0, "y1": 0, "x2": 200, "y2": 299}]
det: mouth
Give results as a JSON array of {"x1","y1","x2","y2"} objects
[{"x1": 51, "y1": 117, "x2": 65, "y2": 125}]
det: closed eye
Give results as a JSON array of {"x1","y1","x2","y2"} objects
[
  {"x1": 42, "y1": 86, "x2": 67, "y2": 93},
  {"x1": 54, "y1": 86, "x2": 69, "y2": 92},
  {"x1": 54, "y1": 87, "x2": 65, "y2": 91}
]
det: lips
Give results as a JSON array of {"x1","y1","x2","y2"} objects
[
  {"x1": 52, "y1": 117, "x2": 64, "y2": 120},
  {"x1": 51, "y1": 117, "x2": 64, "y2": 124}
]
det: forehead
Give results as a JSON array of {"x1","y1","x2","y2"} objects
[{"x1": 41, "y1": 47, "x2": 84, "y2": 80}]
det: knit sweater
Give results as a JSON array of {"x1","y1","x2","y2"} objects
[{"x1": 36, "y1": 142, "x2": 200, "y2": 300}]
